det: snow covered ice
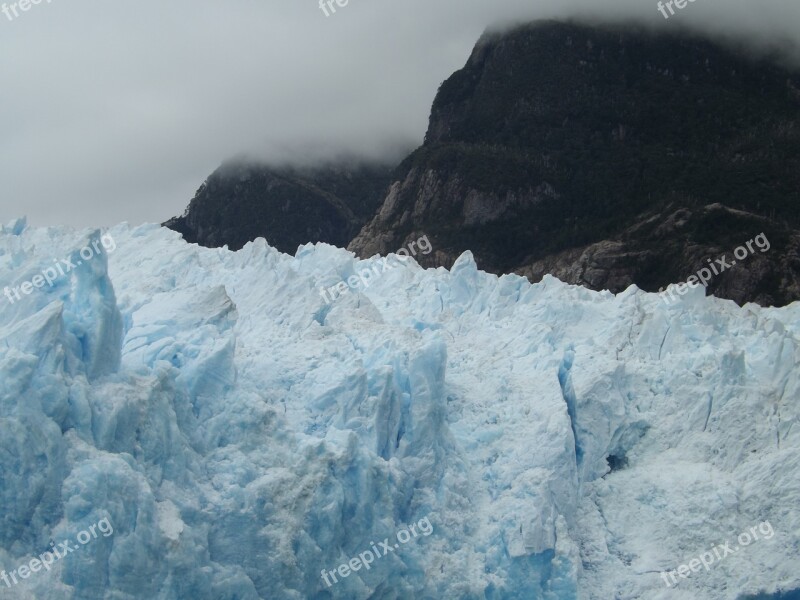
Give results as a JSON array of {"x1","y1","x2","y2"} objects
[{"x1": 0, "y1": 219, "x2": 798, "y2": 600}]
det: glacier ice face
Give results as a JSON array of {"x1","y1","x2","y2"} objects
[{"x1": 0, "y1": 221, "x2": 798, "y2": 599}]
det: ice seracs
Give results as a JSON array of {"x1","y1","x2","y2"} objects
[{"x1": 0, "y1": 220, "x2": 797, "y2": 599}]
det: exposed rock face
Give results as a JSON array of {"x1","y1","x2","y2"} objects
[
  {"x1": 518, "y1": 205, "x2": 800, "y2": 307},
  {"x1": 165, "y1": 160, "x2": 392, "y2": 253},
  {"x1": 166, "y1": 20, "x2": 800, "y2": 306},
  {"x1": 349, "y1": 21, "x2": 800, "y2": 306}
]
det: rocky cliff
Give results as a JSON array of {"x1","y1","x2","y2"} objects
[
  {"x1": 349, "y1": 21, "x2": 800, "y2": 306},
  {"x1": 165, "y1": 160, "x2": 392, "y2": 253},
  {"x1": 167, "y1": 20, "x2": 800, "y2": 306}
]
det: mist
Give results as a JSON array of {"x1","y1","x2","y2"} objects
[{"x1": 1, "y1": 0, "x2": 798, "y2": 227}]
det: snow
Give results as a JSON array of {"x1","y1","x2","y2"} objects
[{"x1": 0, "y1": 220, "x2": 798, "y2": 599}]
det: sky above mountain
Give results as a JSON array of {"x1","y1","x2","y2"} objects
[{"x1": 1, "y1": 0, "x2": 798, "y2": 227}]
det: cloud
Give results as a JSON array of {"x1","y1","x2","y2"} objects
[{"x1": 0, "y1": 0, "x2": 798, "y2": 227}]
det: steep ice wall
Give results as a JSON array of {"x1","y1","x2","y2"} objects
[{"x1": 0, "y1": 220, "x2": 797, "y2": 600}]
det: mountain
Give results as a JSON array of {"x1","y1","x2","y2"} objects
[
  {"x1": 166, "y1": 20, "x2": 800, "y2": 306},
  {"x1": 349, "y1": 20, "x2": 800, "y2": 306},
  {"x1": 1, "y1": 220, "x2": 798, "y2": 599},
  {"x1": 164, "y1": 160, "x2": 392, "y2": 253}
]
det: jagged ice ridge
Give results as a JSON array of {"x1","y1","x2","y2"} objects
[{"x1": 0, "y1": 219, "x2": 798, "y2": 600}]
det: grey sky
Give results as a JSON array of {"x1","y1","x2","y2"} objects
[{"x1": 1, "y1": 0, "x2": 798, "y2": 228}]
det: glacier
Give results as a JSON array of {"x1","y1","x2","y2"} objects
[{"x1": 0, "y1": 219, "x2": 798, "y2": 600}]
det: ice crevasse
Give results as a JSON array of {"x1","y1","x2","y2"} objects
[{"x1": 0, "y1": 219, "x2": 798, "y2": 600}]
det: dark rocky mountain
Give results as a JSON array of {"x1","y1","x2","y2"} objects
[
  {"x1": 349, "y1": 21, "x2": 800, "y2": 306},
  {"x1": 164, "y1": 160, "x2": 392, "y2": 253},
  {"x1": 166, "y1": 20, "x2": 800, "y2": 306}
]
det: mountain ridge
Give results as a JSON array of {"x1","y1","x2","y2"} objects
[
  {"x1": 349, "y1": 20, "x2": 800, "y2": 306},
  {"x1": 166, "y1": 20, "x2": 800, "y2": 306},
  {"x1": 164, "y1": 159, "x2": 393, "y2": 253}
]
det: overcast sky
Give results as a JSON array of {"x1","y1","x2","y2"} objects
[{"x1": 1, "y1": 0, "x2": 798, "y2": 228}]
